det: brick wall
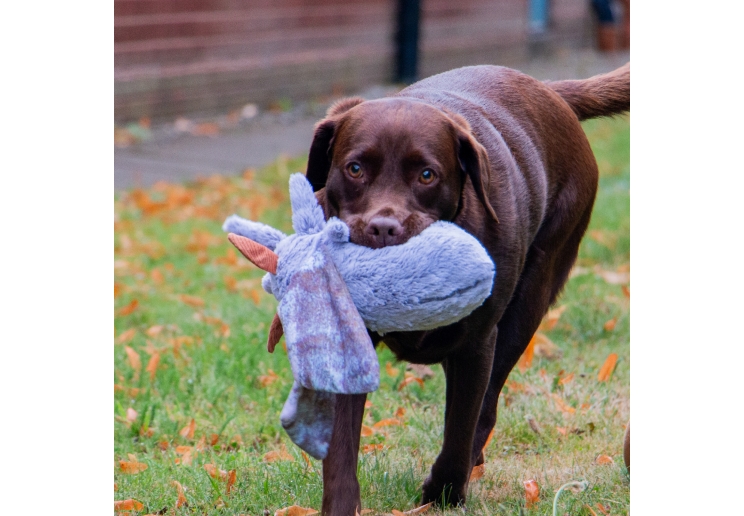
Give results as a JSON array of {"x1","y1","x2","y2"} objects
[{"x1": 115, "y1": 0, "x2": 592, "y2": 123}]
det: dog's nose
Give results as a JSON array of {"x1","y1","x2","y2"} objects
[{"x1": 366, "y1": 216, "x2": 404, "y2": 247}]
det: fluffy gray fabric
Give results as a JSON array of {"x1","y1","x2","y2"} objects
[{"x1": 224, "y1": 174, "x2": 496, "y2": 459}]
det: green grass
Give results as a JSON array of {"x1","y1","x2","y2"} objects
[{"x1": 114, "y1": 116, "x2": 630, "y2": 515}]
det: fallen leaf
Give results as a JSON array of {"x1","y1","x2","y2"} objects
[
  {"x1": 559, "y1": 372, "x2": 575, "y2": 385},
  {"x1": 597, "y1": 353, "x2": 618, "y2": 382},
  {"x1": 118, "y1": 299, "x2": 139, "y2": 316},
  {"x1": 117, "y1": 328, "x2": 137, "y2": 344},
  {"x1": 126, "y1": 408, "x2": 138, "y2": 422},
  {"x1": 114, "y1": 282, "x2": 123, "y2": 298},
  {"x1": 361, "y1": 425, "x2": 374, "y2": 437},
  {"x1": 595, "y1": 502, "x2": 611, "y2": 514},
  {"x1": 119, "y1": 459, "x2": 148, "y2": 474},
  {"x1": 372, "y1": 418, "x2": 402, "y2": 428},
  {"x1": 621, "y1": 285, "x2": 630, "y2": 298},
  {"x1": 249, "y1": 289, "x2": 261, "y2": 305},
  {"x1": 179, "y1": 418, "x2": 195, "y2": 439},
  {"x1": 151, "y1": 268, "x2": 164, "y2": 284},
  {"x1": 362, "y1": 444, "x2": 384, "y2": 453},
  {"x1": 584, "y1": 505, "x2": 599, "y2": 516},
  {"x1": 385, "y1": 362, "x2": 400, "y2": 377},
  {"x1": 146, "y1": 325, "x2": 164, "y2": 337},
  {"x1": 209, "y1": 433, "x2": 220, "y2": 446},
  {"x1": 258, "y1": 369, "x2": 279, "y2": 388},
  {"x1": 483, "y1": 427, "x2": 495, "y2": 451},
  {"x1": 603, "y1": 317, "x2": 617, "y2": 331},
  {"x1": 398, "y1": 373, "x2": 424, "y2": 390},
  {"x1": 556, "y1": 426, "x2": 568, "y2": 436},
  {"x1": 533, "y1": 332, "x2": 562, "y2": 359},
  {"x1": 552, "y1": 393, "x2": 576, "y2": 414},
  {"x1": 203, "y1": 463, "x2": 228, "y2": 480},
  {"x1": 301, "y1": 450, "x2": 313, "y2": 469},
  {"x1": 224, "y1": 275, "x2": 237, "y2": 291},
  {"x1": 179, "y1": 294, "x2": 205, "y2": 308},
  {"x1": 124, "y1": 346, "x2": 141, "y2": 372},
  {"x1": 395, "y1": 407, "x2": 406, "y2": 418},
  {"x1": 360, "y1": 510, "x2": 374, "y2": 515},
  {"x1": 470, "y1": 463, "x2": 485, "y2": 481},
  {"x1": 523, "y1": 478, "x2": 539, "y2": 508},
  {"x1": 518, "y1": 334, "x2": 536, "y2": 372},
  {"x1": 264, "y1": 447, "x2": 294, "y2": 462},
  {"x1": 226, "y1": 469, "x2": 237, "y2": 495},
  {"x1": 595, "y1": 454, "x2": 615, "y2": 465},
  {"x1": 171, "y1": 480, "x2": 188, "y2": 507},
  {"x1": 406, "y1": 363, "x2": 435, "y2": 379},
  {"x1": 540, "y1": 305, "x2": 568, "y2": 331},
  {"x1": 274, "y1": 506, "x2": 318, "y2": 516},
  {"x1": 595, "y1": 267, "x2": 630, "y2": 285},
  {"x1": 114, "y1": 499, "x2": 144, "y2": 511},
  {"x1": 392, "y1": 502, "x2": 433, "y2": 515},
  {"x1": 146, "y1": 352, "x2": 160, "y2": 381},
  {"x1": 175, "y1": 446, "x2": 193, "y2": 455},
  {"x1": 364, "y1": 400, "x2": 373, "y2": 409}
]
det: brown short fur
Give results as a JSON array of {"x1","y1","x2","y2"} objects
[{"x1": 304, "y1": 63, "x2": 630, "y2": 514}]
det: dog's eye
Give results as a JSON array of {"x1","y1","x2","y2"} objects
[
  {"x1": 419, "y1": 169, "x2": 435, "y2": 184},
  {"x1": 346, "y1": 162, "x2": 363, "y2": 178}
]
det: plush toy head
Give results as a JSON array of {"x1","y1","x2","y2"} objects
[{"x1": 223, "y1": 174, "x2": 495, "y2": 459}]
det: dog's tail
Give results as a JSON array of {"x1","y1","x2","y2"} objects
[{"x1": 546, "y1": 63, "x2": 630, "y2": 121}]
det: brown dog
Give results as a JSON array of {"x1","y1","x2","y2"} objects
[{"x1": 305, "y1": 63, "x2": 630, "y2": 514}]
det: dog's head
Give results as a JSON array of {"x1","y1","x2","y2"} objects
[{"x1": 306, "y1": 97, "x2": 497, "y2": 248}]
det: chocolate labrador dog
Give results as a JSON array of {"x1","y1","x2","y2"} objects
[{"x1": 305, "y1": 63, "x2": 630, "y2": 514}]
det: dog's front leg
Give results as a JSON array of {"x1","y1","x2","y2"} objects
[
  {"x1": 322, "y1": 392, "x2": 367, "y2": 516},
  {"x1": 421, "y1": 338, "x2": 495, "y2": 507}
]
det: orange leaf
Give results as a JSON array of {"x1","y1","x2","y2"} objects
[
  {"x1": 470, "y1": 463, "x2": 485, "y2": 481},
  {"x1": 621, "y1": 285, "x2": 630, "y2": 298},
  {"x1": 124, "y1": 346, "x2": 141, "y2": 372},
  {"x1": 395, "y1": 407, "x2": 406, "y2": 418},
  {"x1": 257, "y1": 369, "x2": 279, "y2": 388},
  {"x1": 385, "y1": 361, "x2": 400, "y2": 377},
  {"x1": 114, "y1": 282, "x2": 123, "y2": 298},
  {"x1": 179, "y1": 418, "x2": 195, "y2": 439},
  {"x1": 552, "y1": 394, "x2": 576, "y2": 414},
  {"x1": 398, "y1": 374, "x2": 424, "y2": 391},
  {"x1": 151, "y1": 268, "x2": 164, "y2": 284},
  {"x1": 209, "y1": 433, "x2": 220, "y2": 446},
  {"x1": 114, "y1": 499, "x2": 144, "y2": 511},
  {"x1": 364, "y1": 400, "x2": 373, "y2": 409},
  {"x1": 556, "y1": 426, "x2": 568, "y2": 436},
  {"x1": 119, "y1": 460, "x2": 147, "y2": 474},
  {"x1": 559, "y1": 372, "x2": 575, "y2": 385},
  {"x1": 603, "y1": 317, "x2": 617, "y2": 331},
  {"x1": 362, "y1": 444, "x2": 384, "y2": 453},
  {"x1": 126, "y1": 408, "x2": 138, "y2": 422},
  {"x1": 117, "y1": 328, "x2": 136, "y2": 344},
  {"x1": 274, "y1": 506, "x2": 318, "y2": 516},
  {"x1": 523, "y1": 479, "x2": 539, "y2": 508},
  {"x1": 249, "y1": 289, "x2": 261, "y2": 305},
  {"x1": 118, "y1": 299, "x2": 139, "y2": 316},
  {"x1": 171, "y1": 480, "x2": 188, "y2": 508},
  {"x1": 361, "y1": 425, "x2": 374, "y2": 437},
  {"x1": 483, "y1": 427, "x2": 495, "y2": 451},
  {"x1": 595, "y1": 454, "x2": 615, "y2": 465},
  {"x1": 540, "y1": 305, "x2": 567, "y2": 331},
  {"x1": 595, "y1": 503, "x2": 611, "y2": 515},
  {"x1": 175, "y1": 445, "x2": 193, "y2": 455},
  {"x1": 179, "y1": 294, "x2": 205, "y2": 308},
  {"x1": 146, "y1": 352, "x2": 160, "y2": 381},
  {"x1": 372, "y1": 418, "x2": 401, "y2": 428},
  {"x1": 518, "y1": 334, "x2": 536, "y2": 373},
  {"x1": 203, "y1": 463, "x2": 228, "y2": 480},
  {"x1": 301, "y1": 450, "x2": 313, "y2": 469},
  {"x1": 392, "y1": 502, "x2": 433, "y2": 515},
  {"x1": 146, "y1": 325, "x2": 163, "y2": 337},
  {"x1": 584, "y1": 505, "x2": 599, "y2": 516},
  {"x1": 226, "y1": 469, "x2": 237, "y2": 495},
  {"x1": 264, "y1": 447, "x2": 294, "y2": 462},
  {"x1": 597, "y1": 353, "x2": 618, "y2": 382}
]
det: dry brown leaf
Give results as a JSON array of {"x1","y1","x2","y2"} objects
[
  {"x1": 175, "y1": 445, "x2": 193, "y2": 455},
  {"x1": 249, "y1": 289, "x2": 261, "y2": 305},
  {"x1": 146, "y1": 352, "x2": 160, "y2": 381},
  {"x1": 533, "y1": 332, "x2": 562, "y2": 359},
  {"x1": 151, "y1": 268, "x2": 164, "y2": 284},
  {"x1": 398, "y1": 374, "x2": 424, "y2": 390},
  {"x1": 603, "y1": 317, "x2": 617, "y2": 331},
  {"x1": 518, "y1": 334, "x2": 536, "y2": 372},
  {"x1": 119, "y1": 460, "x2": 148, "y2": 474},
  {"x1": 392, "y1": 502, "x2": 433, "y2": 515},
  {"x1": 595, "y1": 267, "x2": 630, "y2": 285},
  {"x1": 204, "y1": 463, "x2": 228, "y2": 480},
  {"x1": 361, "y1": 425, "x2": 374, "y2": 437},
  {"x1": 209, "y1": 433, "x2": 220, "y2": 446},
  {"x1": 117, "y1": 328, "x2": 137, "y2": 344},
  {"x1": 523, "y1": 478, "x2": 539, "y2": 508},
  {"x1": 362, "y1": 444, "x2": 384, "y2": 453},
  {"x1": 395, "y1": 407, "x2": 406, "y2": 418},
  {"x1": 226, "y1": 469, "x2": 237, "y2": 495},
  {"x1": 359, "y1": 510, "x2": 373, "y2": 515},
  {"x1": 301, "y1": 450, "x2": 313, "y2": 469},
  {"x1": 146, "y1": 325, "x2": 163, "y2": 337},
  {"x1": 406, "y1": 363, "x2": 435, "y2": 379},
  {"x1": 171, "y1": 480, "x2": 188, "y2": 507},
  {"x1": 274, "y1": 506, "x2": 318, "y2": 516},
  {"x1": 597, "y1": 353, "x2": 618, "y2": 382},
  {"x1": 621, "y1": 285, "x2": 630, "y2": 298},
  {"x1": 556, "y1": 426, "x2": 568, "y2": 436},
  {"x1": 540, "y1": 305, "x2": 567, "y2": 331},
  {"x1": 114, "y1": 282, "x2": 123, "y2": 298},
  {"x1": 595, "y1": 454, "x2": 615, "y2": 465},
  {"x1": 124, "y1": 346, "x2": 141, "y2": 372},
  {"x1": 372, "y1": 418, "x2": 402, "y2": 428},
  {"x1": 126, "y1": 408, "x2": 138, "y2": 422},
  {"x1": 595, "y1": 503, "x2": 611, "y2": 514},
  {"x1": 552, "y1": 394, "x2": 576, "y2": 415},
  {"x1": 114, "y1": 499, "x2": 144, "y2": 511},
  {"x1": 118, "y1": 299, "x2": 139, "y2": 316},
  {"x1": 385, "y1": 361, "x2": 400, "y2": 377},
  {"x1": 179, "y1": 294, "x2": 205, "y2": 307},
  {"x1": 179, "y1": 418, "x2": 195, "y2": 439},
  {"x1": 470, "y1": 463, "x2": 485, "y2": 481},
  {"x1": 483, "y1": 427, "x2": 495, "y2": 451},
  {"x1": 364, "y1": 400, "x2": 373, "y2": 409},
  {"x1": 264, "y1": 447, "x2": 294, "y2": 462},
  {"x1": 584, "y1": 505, "x2": 599, "y2": 516},
  {"x1": 258, "y1": 369, "x2": 279, "y2": 388},
  {"x1": 176, "y1": 451, "x2": 194, "y2": 466},
  {"x1": 559, "y1": 372, "x2": 575, "y2": 385}
]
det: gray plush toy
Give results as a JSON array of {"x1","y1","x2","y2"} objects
[{"x1": 223, "y1": 173, "x2": 495, "y2": 459}]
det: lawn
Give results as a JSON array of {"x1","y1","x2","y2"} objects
[{"x1": 114, "y1": 115, "x2": 630, "y2": 515}]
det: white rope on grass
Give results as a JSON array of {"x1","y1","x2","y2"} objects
[{"x1": 552, "y1": 480, "x2": 589, "y2": 516}]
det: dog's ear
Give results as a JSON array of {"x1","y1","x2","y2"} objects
[
  {"x1": 305, "y1": 97, "x2": 364, "y2": 191},
  {"x1": 451, "y1": 116, "x2": 499, "y2": 222}
]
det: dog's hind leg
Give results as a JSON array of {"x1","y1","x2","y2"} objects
[{"x1": 321, "y1": 393, "x2": 367, "y2": 516}]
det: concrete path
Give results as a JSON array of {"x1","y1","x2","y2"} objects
[{"x1": 114, "y1": 48, "x2": 629, "y2": 190}]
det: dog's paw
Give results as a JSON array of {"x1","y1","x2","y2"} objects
[{"x1": 421, "y1": 474, "x2": 466, "y2": 508}]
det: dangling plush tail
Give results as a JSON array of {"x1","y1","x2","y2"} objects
[{"x1": 546, "y1": 62, "x2": 630, "y2": 121}]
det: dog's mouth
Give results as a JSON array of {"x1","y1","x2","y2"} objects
[{"x1": 346, "y1": 212, "x2": 434, "y2": 249}]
